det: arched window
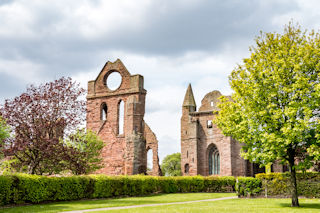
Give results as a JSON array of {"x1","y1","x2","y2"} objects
[
  {"x1": 101, "y1": 103, "x2": 108, "y2": 121},
  {"x1": 208, "y1": 145, "x2": 220, "y2": 175},
  {"x1": 185, "y1": 164, "x2": 189, "y2": 174},
  {"x1": 147, "y1": 149, "x2": 153, "y2": 173},
  {"x1": 118, "y1": 100, "x2": 124, "y2": 135}
]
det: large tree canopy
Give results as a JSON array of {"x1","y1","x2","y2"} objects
[
  {"x1": 161, "y1": 153, "x2": 181, "y2": 176},
  {"x1": 0, "y1": 77, "x2": 86, "y2": 174},
  {"x1": 214, "y1": 23, "x2": 320, "y2": 207}
]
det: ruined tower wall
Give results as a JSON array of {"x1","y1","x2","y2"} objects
[
  {"x1": 181, "y1": 112, "x2": 199, "y2": 176},
  {"x1": 144, "y1": 123, "x2": 162, "y2": 176},
  {"x1": 180, "y1": 84, "x2": 199, "y2": 176},
  {"x1": 86, "y1": 59, "x2": 160, "y2": 175}
]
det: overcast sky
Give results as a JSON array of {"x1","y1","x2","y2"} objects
[{"x1": 1, "y1": 0, "x2": 320, "y2": 163}]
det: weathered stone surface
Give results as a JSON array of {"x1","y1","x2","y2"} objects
[
  {"x1": 181, "y1": 84, "x2": 260, "y2": 177},
  {"x1": 86, "y1": 59, "x2": 161, "y2": 175},
  {"x1": 144, "y1": 123, "x2": 162, "y2": 176}
]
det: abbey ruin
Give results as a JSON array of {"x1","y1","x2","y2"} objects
[
  {"x1": 86, "y1": 59, "x2": 286, "y2": 177},
  {"x1": 180, "y1": 84, "x2": 288, "y2": 176},
  {"x1": 86, "y1": 59, "x2": 161, "y2": 176}
]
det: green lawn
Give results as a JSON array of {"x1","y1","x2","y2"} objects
[
  {"x1": 2, "y1": 193, "x2": 319, "y2": 213},
  {"x1": 100, "y1": 198, "x2": 320, "y2": 213},
  {"x1": 0, "y1": 193, "x2": 235, "y2": 213}
]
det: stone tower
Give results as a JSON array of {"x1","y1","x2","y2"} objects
[
  {"x1": 180, "y1": 84, "x2": 288, "y2": 176},
  {"x1": 180, "y1": 84, "x2": 248, "y2": 176},
  {"x1": 86, "y1": 59, "x2": 161, "y2": 175},
  {"x1": 180, "y1": 84, "x2": 198, "y2": 175}
]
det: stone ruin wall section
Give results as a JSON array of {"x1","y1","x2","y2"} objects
[
  {"x1": 144, "y1": 123, "x2": 162, "y2": 176},
  {"x1": 86, "y1": 59, "x2": 161, "y2": 176}
]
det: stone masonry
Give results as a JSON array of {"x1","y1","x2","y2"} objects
[
  {"x1": 86, "y1": 59, "x2": 161, "y2": 175},
  {"x1": 180, "y1": 84, "x2": 287, "y2": 176}
]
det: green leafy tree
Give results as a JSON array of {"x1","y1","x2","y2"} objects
[
  {"x1": 0, "y1": 117, "x2": 10, "y2": 160},
  {"x1": 161, "y1": 153, "x2": 181, "y2": 176},
  {"x1": 63, "y1": 129, "x2": 104, "y2": 175},
  {"x1": 0, "y1": 157, "x2": 22, "y2": 174},
  {"x1": 214, "y1": 23, "x2": 320, "y2": 207}
]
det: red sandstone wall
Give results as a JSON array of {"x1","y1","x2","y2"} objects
[
  {"x1": 181, "y1": 89, "x2": 248, "y2": 177},
  {"x1": 144, "y1": 123, "x2": 162, "y2": 176},
  {"x1": 86, "y1": 59, "x2": 160, "y2": 176}
]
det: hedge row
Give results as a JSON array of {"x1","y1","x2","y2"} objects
[
  {"x1": 2, "y1": 173, "x2": 318, "y2": 205},
  {"x1": 0, "y1": 174, "x2": 235, "y2": 206},
  {"x1": 235, "y1": 177, "x2": 262, "y2": 197},
  {"x1": 236, "y1": 172, "x2": 320, "y2": 198},
  {"x1": 256, "y1": 172, "x2": 320, "y2": 198}
]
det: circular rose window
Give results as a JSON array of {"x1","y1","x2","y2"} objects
[{"x1": 106, "y1": 72, "x2": 122, "y2": 90}]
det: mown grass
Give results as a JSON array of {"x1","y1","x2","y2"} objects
[
  {"x1": 101, "y1": 198, "x2": 320, "y2": 213},
  {"x1": 0, "y1": 193, "x2": 235, "y2": 213}
]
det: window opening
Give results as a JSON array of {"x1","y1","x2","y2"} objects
[
  {"x1": 185, "y1": 164, "x2": 189, "y2": 174},
  {"x1": 118, "y1": 100, "x2": 124, "y2": 134},
  {"x1": 209, "y1": 145, "x2": 220, "y2": 175},
  {"x1": 147, "y1": 149, "x2": 153, "y2": 172},
  {"x1": 101, "y1": 103, "x2": 107, "y2": 121}
]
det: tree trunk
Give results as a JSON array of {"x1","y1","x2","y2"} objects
[
  {"x1": 28, "y1": 159, "x2": 39, "y2": 175},
  {"x1": 289, "y1": 155, "x2": 299, "y2": 207},
  {"x1": 28, "y1": 164, "x2": 36, "y2": 174}
]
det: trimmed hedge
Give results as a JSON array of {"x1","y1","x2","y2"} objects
[
  {"x1": 3, "y1": 173, "x2": 317, "y2": 205},
  {"x1": 0, "y1": 176, "x2": 13, "y2": 205},
  {"x1": 0, "y1": 174, "x2": 235, "y2": 206},
  {"x1": 256, "y1": 172, "x2": 320, "y2": 198},
  {"x1": 235, "y1": 172, "x2": 320, "y2": 198},
  {"x1": 235, "y1": 177, "x2": 262, "y2": 197}
]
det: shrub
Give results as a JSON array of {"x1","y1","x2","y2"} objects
[
  {"x1": 235, "y1": 177, "x2": 262, "y2": 197},
  {"x1": 0, "y1": 175, "x2": 13, "y2": 205},
  {"x1": 203, "y1": 176, "x2": 235, "y2": 192},
  {"x1": 175, "y1": 176, "x2": 204, "y2": 192},
  {"x1": 256, "y1": 172, "x2": 320, "y2": 198},
  {"x1": 158, "y1": 176, "x2": 179, "y2": 193},
  {"x1": 13, "y1": 174, "x2": 49, "y2": 203}
]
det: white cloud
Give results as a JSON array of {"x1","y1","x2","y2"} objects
[
  {"x1": 271, "y1": 0, "x2": 320, "y2": 30},
  {"x1": 0, "y1": 1, "x2": 36, "y2": 38},
  {"x1": 71, "y1": 0, "x2": 151, "y2": 39},
  {"x1": 0, "y1": 0, "x2": 151, "y2": 39},
  {"x1": 0, "y1": 59, "x2": 44, "y2": 83}
]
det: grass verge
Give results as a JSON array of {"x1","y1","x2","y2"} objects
[
  {"x1": 0, "y1": 193, "x2": 235, "y2": 213},
  {"x1": 98, "y1": 198, "x2": 320, "y2": 213}
]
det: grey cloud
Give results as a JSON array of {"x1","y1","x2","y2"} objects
[
  {"x1": 0, "y1": 0, "x2": 11, "y2": 6},
  {"x1": 100, "y1": 0, "x2": 299, "y2": 55},
  {"x1": 0, "y1": 72, "x2": 27, "y2": 103},
  {"x1": 0, "y1": 37, "x2": 106, "y2": 80},
  {"x1": 0, "y1": 0, "x2": 300, "y2": 80}
]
